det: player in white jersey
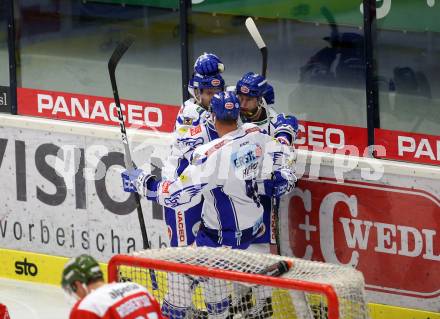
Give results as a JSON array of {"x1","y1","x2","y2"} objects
[
  {"x1": 158, "y1": 91, "x2": 296, "y2": 318},
  {"x1": 237, "y1": 72, "x2": 278, "y2": 136},
  {"x1": 122, "y1": 92, "x2": 296, "y2": 319},
  {"x1": 234, "y1": 73, "x2": 299, "y2": 317},
  {"x1": 61, "y1": 254, "x2": 163, "y2": 319},
  {"x1": 235, "y1": 72, "x2": 299, "y2": 255},
  {"x1": 237, "y1": 72, "x2": 298, "y2": 146},
  {"x1": 123, "y1": 91, "x2": 296, "y2": 248},
  {"x1": 162, "y1": 53, "x2": 224, "y2": 247}
]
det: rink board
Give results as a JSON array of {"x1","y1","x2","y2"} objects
[
  {"x1": 0, "y1": 114, "x2": 440, "y2": 316},
  {"x1": 0, "y1": 247, "x2": 438, "y2": 319},
  {"x1": 0, "y1": 114, "x2": 172, "y2": 261},
  {"x1": 279, "y1": 154, "x2": 440, "y2": 311}
]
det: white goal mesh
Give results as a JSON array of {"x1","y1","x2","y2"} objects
[{"x1": 108, "y1": 247, "x2": 368, "y2": 319}]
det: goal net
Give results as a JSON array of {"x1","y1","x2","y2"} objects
[{"x1": 108, "y1": 247, "x2": 368, "y2": 319}]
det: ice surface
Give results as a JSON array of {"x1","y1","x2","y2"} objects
[{"x1": 0, "y1": 278, "x2": 71, "y2": 319}]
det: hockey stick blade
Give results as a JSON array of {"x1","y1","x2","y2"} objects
[
  {"x1": 245, "y1": 17, "x2": 266, "y2": 49},
  {"x1": 245, "y1": 17, "x2": 268, "y2": 77},
  {"x1": 258, "y1": 260, "x2": 291, "y2": 277},
  {"x1": 229, "y1": 261, "x2": 292, "y2": 316},
  {"x1": 108, "y1": 36, "x2": 135, "y2": 167},
  {"x1": 108, "y1": 36, "x2": 135, "y2": 74},
  {"x1": 238, "y1": 260, "x2": 292, "y2": 289}
]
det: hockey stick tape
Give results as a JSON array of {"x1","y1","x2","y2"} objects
[{"x1": 245, "y1": 17, "x2": 266, "y2": 49}]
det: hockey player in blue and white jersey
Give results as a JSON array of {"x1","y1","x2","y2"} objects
[
  {"x1": 236, "y1": 72, "x2": 278, "y2": 136},
  {"x1": 236, "y1": 71, "x2": 299, "y2": 254},
  {"x1": 122, "y1": 92, "x2": 297, "y2": 319},
  {"x1": 125, "y1": 91, "x2": 296, "y2": 247},
  {"x1": 162, "y1": 53, "x2": 224, "y2": 247}
]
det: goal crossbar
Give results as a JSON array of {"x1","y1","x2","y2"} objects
[{"x1": 108, "y1": 254, "x2": 339, "y2": 319}]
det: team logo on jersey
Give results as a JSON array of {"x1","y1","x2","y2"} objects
[
  {"x1": 164, "y1": 184, "x2": 207, "y2": 208},
  {"x1": 190, "y1": 125, "x2": 202, "y2": 136},
  {"x1": 211, "y1": 79, "x2": 221, "y2": 86},
  {"x1": 240, "y1": 85, "x2": 250, "y2": 94},
  {"x1": 224, "y1": 102, "x2": 234, "y2": 110},
  {"x1": 178, "y1": 137, "x2": 204, "y2": 149}
]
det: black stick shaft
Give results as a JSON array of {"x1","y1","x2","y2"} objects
[
  {"x1": 108, "y1": 38, "x2": 150, "y2": 250},
  {"x1": 273, "y1": 196, "x2": 281, "y2": 255},
  {"x1": 261, "y1": 47, "x2": 268, "y2": 77}
]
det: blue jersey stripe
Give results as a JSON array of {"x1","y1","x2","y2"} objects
[
  {"x1": 211, "y1": 189, "x2": 223, "y2": 244},
  {"x1": 206, "y1": 121, "x2": 219, "y2": 142},
  {"x1": 211, "y1": 187, "x2": 239, "y2": 232},
  {"x1": 176, "y1": 157, "x2": 189, "y2": 176}
]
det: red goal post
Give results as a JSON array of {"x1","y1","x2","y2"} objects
[{"x1": 108, "y1": 247, "x2": 367, "y2": 319}]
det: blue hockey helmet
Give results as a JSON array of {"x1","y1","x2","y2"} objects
[
  {"x1": 189, "y1": 72, "x2": 225, "y2": 91},
  {"x1": 211, "y1": 91, "x2": 240, "y2": 121},
  {"x1": 194, "y1": 52, "x2": 224, "y2": 76},
  {"x1": 236, "y1": 72, "x2": 267, "y2": 98}
]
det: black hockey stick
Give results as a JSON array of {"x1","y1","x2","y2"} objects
[
  {"x1": 273, "y1": 196, "x2": 281, "y2": 255},
  {"x1": 229, "y1": 260, "x2": 291, "y2": 317},
  {"x1": 246, "y1": 18, "x2": 282, "y2": 255},
  {"x1": 108, "y1": 37, "x2": 159, "y2": 290},
  {"x1": 108, "y1": 37, "x2": 151, "y2": 250},
  {"x1": 245, "y1": 17, "x2": 268, "y2": 77}
]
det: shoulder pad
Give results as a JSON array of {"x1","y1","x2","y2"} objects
[
  {"x1": 242, "y1": 123, "x2": 261, "y2": 134},
  {"x1": 205, "y1": 139, "x2": 227, "y2": 156},
  {"x1": 177, "y1": 102, "x2": 205, "y2": 127},
  {"x1": 185, "y1": 99, "x2": 208, "y2": 115}
]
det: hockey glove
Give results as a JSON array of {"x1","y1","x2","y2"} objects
[
  {"x1": 274, "y1": 113, "x2": 299, "y2": 146},
  {"x1": 264, "y1": 169, "x2": 297, "y2": 198},
  {"x1": 121, "y1": 169, "x2": 158, "y2": 200},
  {"x1": 194, "y1": 53, "x2": 224, "y2": 76}
]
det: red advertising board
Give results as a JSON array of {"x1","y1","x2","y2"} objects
[
  {"x1": 17, "y1": 87, "x2": 440, "y2": 167},
  {"x1": 375, "y1": 128, "x2": 440, "y2": 166},
  {"x1": 17, "y1": 88, "x2": 179, "y2": 133},
  {"x1": 295, "y1": 120, "x2": 368, "y2": 155},
  {"x1": 289, "y1": 178, "x2": 440, "y2": 298}
]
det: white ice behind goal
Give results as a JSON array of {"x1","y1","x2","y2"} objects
[{"x1": 108, "y1": 247, "x2": 368, "y2": 319}]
